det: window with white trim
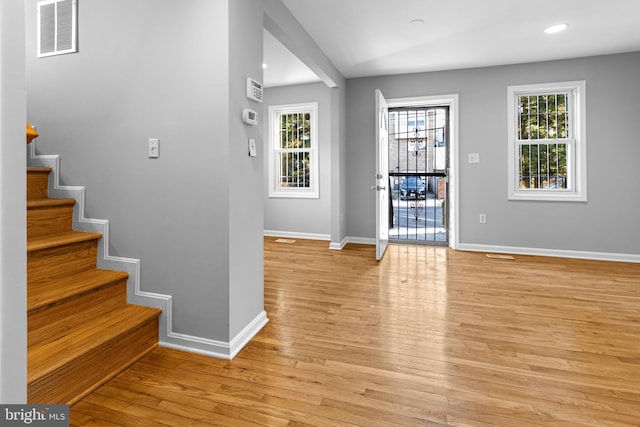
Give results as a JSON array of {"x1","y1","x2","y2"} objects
[
  {"x1": 507, "y1": 81, "x2": 586, "y2": 201},
  {"x1": 268, "y1": 102, "x2": 319, "y2": 198}
]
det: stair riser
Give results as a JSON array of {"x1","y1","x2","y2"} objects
[
  {"x1": 28, "y1": 319, "x2": 159, "y2": 405},
  {"x1": 28, "y1": 240, "x2": 98, "y2": 283},
  {"x1": 28, "y1": 205, "x2": 74, "y2": 238},
  {"x1": 28, "y1": 280, "x2": 127, "y2": 334},
  {"x1": 27, "y1": 171, "x2": 49, "y2": 199}
]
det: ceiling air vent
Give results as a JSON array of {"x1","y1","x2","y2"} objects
[{"x1": 37, "y1": 0, "x2": 77, "y2": 58}]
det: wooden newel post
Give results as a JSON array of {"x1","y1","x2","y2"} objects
[{"x1": 26, "y1": 122, "x2": 38, "y2": 144}]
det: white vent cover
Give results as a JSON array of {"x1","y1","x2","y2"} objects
[{"x1": 37, "y1": 0, "x2": 77, "y2": 58}]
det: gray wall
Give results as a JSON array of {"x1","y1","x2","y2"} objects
[
  {"x1": 228, "y1": 0, "x2": 265, "y2": 339},
  {"x1": 263, "y1": 82, "x2": 332, "y2": 237},
  {"x1": 26, "y1": 0, "x2": 265, "y2": 346},
  {"x1": 0, "y1": 0, "x2": 27, "y2": 403},
  {"x1": 346, "y1": 52, "x2": 640, "y2": 255},
  {"x1": 263, "y1": 0, "x2": 347, "y2": 247}
]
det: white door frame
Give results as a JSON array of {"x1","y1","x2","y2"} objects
[{"x1": 387, "y1": 94, "x2": 459, "y2": 249}]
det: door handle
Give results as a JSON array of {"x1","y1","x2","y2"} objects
[{"x1": 371, "y1": 185, "x2": 386, "y2": 191}]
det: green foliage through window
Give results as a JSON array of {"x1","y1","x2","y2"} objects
[
  {"x1": 519, "y1": 143, "x2": 567, "y2": 189},
  {"x1": 277, "y1": 112, "x2": 312, "y2": 188},
  {"x1": 517, "y1": 93, "x2": 569, "y2": 140},
  {"x1": 516, "y1": 91, "x2": 571, "y2": 190}
]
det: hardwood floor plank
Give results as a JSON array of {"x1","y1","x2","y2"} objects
[
  {"x1": 129, "y1": 349, "x2": 325, "y2": 407},
  {"x1": 72, "y1": 400, "x2": 173, "y2": 427},
  {"x1": 108, "y1": 360, "x2": 360, "y2": 427},
  {"x1": 208, "y1": 403, "x2": 291, "y2": 427},
  {"x1": 70, "y1": 238, "x2": 640, "y2": 426}
]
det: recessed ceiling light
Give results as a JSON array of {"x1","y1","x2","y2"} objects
[
  {"x1": 544, "y1": 23, "x2": 568, "y2": 34},
  {"x1": 262, "y1": 63, "x2": 268, "y2": 69}
]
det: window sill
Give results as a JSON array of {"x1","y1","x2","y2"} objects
[
  {"x1": 268, "y1": 191, "x2": 319, "y2": 199},
  {"x1": 508, "y1": 191, "x2": 587, "y2": 202}
]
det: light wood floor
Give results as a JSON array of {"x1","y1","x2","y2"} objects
[{"x1": 71, "y1": 237, "x2": 640, "y2": 426}]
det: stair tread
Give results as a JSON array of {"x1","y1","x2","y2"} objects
[
  {"x1": 27, "y1": 197, "x2": 76, "y2": 209},
  {"x1": 28, "y1": 304, "x2": 161, "y2": 383},
  {"x1": 27, "y1": 231, "x2": 102, "y2": 253},
  {"x1": 28, "y1": 268, "x2": 129, "y2": 313},
  {"x1": 27, "y1": 167, "x2": 52, "y2": 173}
]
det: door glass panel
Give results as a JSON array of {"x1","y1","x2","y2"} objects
[{"x1": 388, "y1": 107, "x2": 449, "y2": 245}]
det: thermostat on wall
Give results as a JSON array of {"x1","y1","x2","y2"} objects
[
  {"x1": 246, "y1": 78, "x2": 263, "y2": 103},
  {"x1": 242, "y1": 108, "x2": 259, "y2": 126}
]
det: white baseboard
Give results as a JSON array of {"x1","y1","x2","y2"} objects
[
  {"x1": 264, "y1": 230, "x2": 371, "y2": 251},
  {"x1": 326, "y1": 232, "x2": 639, "y2": 263},
  {"x1": 264, "y1": 229, "x2": 330, "y2": 241},
  {"x1": 458, "y1": 243, "x2": 640, "y2": 263},
  {"x1": 161, "y1": 311, "x2": 269, "y2": 359},
  {"x1": 345, "y1": 236, "x2": 376, "y2": 246},
  {"x1": 329, "y1": 237, "x2": 348, "y2": 250},
  {"x1": 320, "y1": 235, "x2": 376, "y2": 248}
]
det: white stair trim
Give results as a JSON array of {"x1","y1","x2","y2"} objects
[
  {"x1": 27, "y1": 142, "x2": 172, "y2": 340},
  {"x1": 28, "y1": 140, "x2": 267, "y2": 357}
]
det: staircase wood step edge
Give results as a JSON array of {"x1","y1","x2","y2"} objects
[
  {"x1": 27, "y1": 230, "x2": 102, "y2": 253},
  {"x1": 27, "y1": 167, "x2": 52, "y2": 173},
  {"x1": 27, "y1": 198, "x2": 76, "y2": 209},
  {"x1": 28, "y1": 268, "x2": 129, "y2": 313},
  {"x1": 27, "y1": 305, "x2": 161, "y2": 383}
]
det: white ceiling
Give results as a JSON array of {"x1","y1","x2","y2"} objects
[
  {"x1": 262, "y1": 29, "x2": 322, "y2": 88},
  {"x1": 264, "y1": 0, "x2": 640, "y2": 87}
]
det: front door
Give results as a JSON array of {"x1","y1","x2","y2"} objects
[
  {"x1": 374, "y1": 89, "x2": 389, "y2": 260},
  {"x1": 388, "y1": 106, "x2": 449, "y2": 245}
]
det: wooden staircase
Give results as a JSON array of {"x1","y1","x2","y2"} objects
[{"x1": 27, "y1": 167, "x2": 162, "y2": 404}]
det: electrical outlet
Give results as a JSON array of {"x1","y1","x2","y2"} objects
[
  {"x1": 148, "y1": 138, "x2": 159, "y2": 158},
  {"x1": 479, "y1": 214, "x2": 487, "y2": 224},
  {"x1": 468, "y1": 153, "x2": 480, "y2": 164}
]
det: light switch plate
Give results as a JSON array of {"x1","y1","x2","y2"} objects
[
  {"x1": 148, "y1": 138, "x2": 159, "y2": 158},
  {"x1": 248, "y1": 139, "x2": 257, "y2": 157}
]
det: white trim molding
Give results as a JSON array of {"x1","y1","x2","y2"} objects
[
  {"x1": 507, "y1": 81, "x2": 587, "y2": 202},
  {"x1": 387, "y1": 93, "x2": 460, "y2": 249},
  {"x1": 161, "y1": 311, "x2": 269, "y2": 360},
  {"x1": 264, "y1": 229, "x2": 330, "y2": 241},
  {"x1": 329, "y1": 237, "x2": 349, "y2": 251},
  {"x1": 268, "y1": 102, "x2": 320, "y2": 199},
  {"x1": 28, "y1": 141, "x2": 173, "y2": 339},
  {"x1": 344, "y1": 236, "x2": 376, "y2": 246},
  {"x1": 458, "y1": 243, "x2": 640, "y2": 264},
  {"x1": 320, "y1": 234, "x2": 640, "y2": 264},
  {"x1": 264, "y1": 230, "x2": 350, "y2": 250}
]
